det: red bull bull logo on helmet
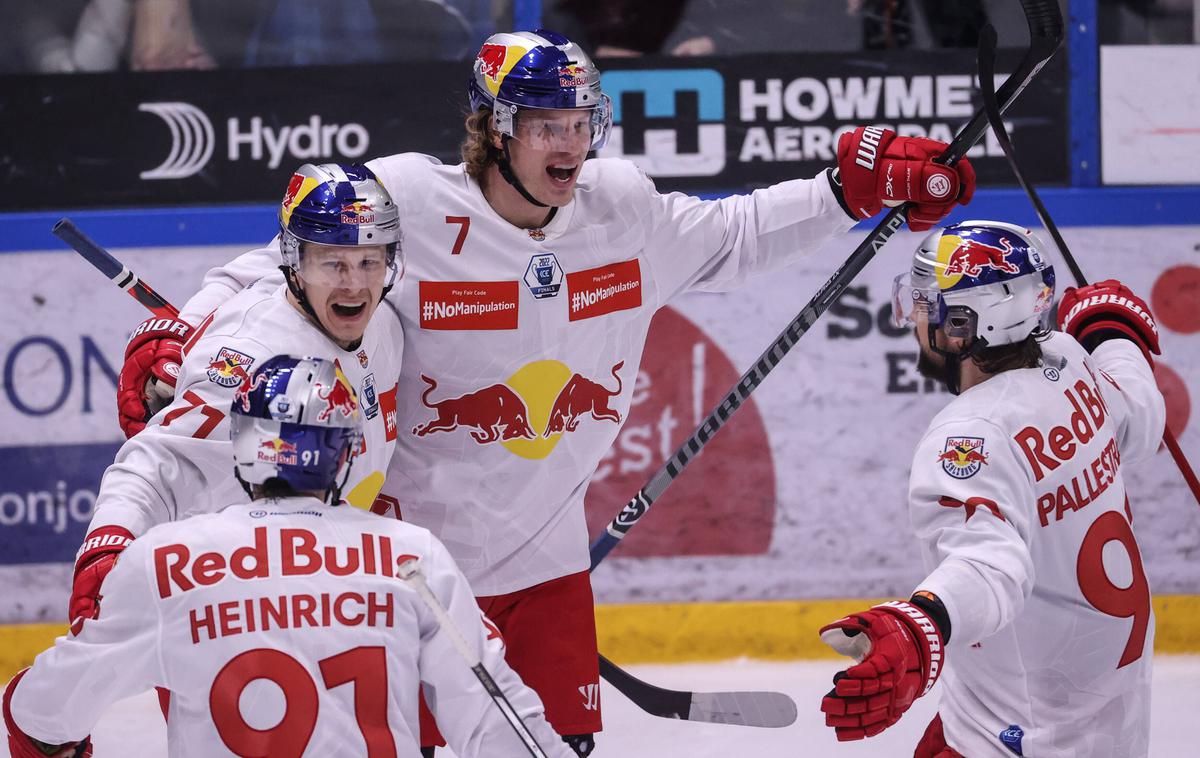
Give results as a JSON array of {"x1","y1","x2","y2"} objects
[
  {"x1": 316, "y1": 364, "x2": 358, "y2": 422},
  {"x1": 340, "y1": 201, "x2": 375, "y2": 225},
  {"x1": 938, "y1": 235, "x2": 1021, "y2": 285},
  {"x1": 559, "y1": 64, "x2": 589, "y2": 88},
  {"x1": 258, "y1": 438, "x2": 299, "y2": 465},
  {"x1": 206, "y1": 348, "x2": 255, "y2": 389},
  {"x1": 477, "y1": 43, "x2": 508, "y2": 82},
  {"x1": 938, "y1": 436, "x2": 989, "y2": 479}
]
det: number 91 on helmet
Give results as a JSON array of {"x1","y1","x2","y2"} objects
[{"x1": 231, "y1": 355, "x2": 362, "y2": 505}]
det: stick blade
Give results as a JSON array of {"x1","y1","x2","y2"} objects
[
  {"x1": 598, "y1": 655, "x2": 797, "y2": 728},
  {"x1": 687, "y1": 690, "x2": 798, "y2": 728}
]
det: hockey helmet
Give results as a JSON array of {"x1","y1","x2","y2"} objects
[
  {"x1": 230, "y1": 355, "x2": 362, "y2": 504},
  {"x1": 468, "y1": 30, "x2": 612, "y2": 152},
  {"x1": 278, "y1": 163, "x2": 402, "y2": 292},
  {"x1": 892, "y1": 220, "x2": 1056, "y2": 348}
]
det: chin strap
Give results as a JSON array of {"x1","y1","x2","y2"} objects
[{"x1": 497, "y1": 136, "x2": 550, "y2": 208}]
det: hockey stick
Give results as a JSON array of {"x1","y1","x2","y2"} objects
[
  {"x1": 589, "y1": 0, "x2": 1065, "y2": 569},
  {"x1": 397, "y1": 558, "x2": 548, "y2": 758},
  {"x1": 47, "y1": 221, "x2": 791, "y2": 729},
  {"x1": 52, "y1": 219, "x2": 180, "y2": 319},
  {"x1": 976, "y1": 25, "x2": 1200, "y2": 506},
  {"x1": 598, "y1": 654, "x2": 797, "y2": 727}
]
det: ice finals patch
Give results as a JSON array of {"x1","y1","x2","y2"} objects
[{"x1": 938, "y1": 436, "x2": 988, "y2": 479}]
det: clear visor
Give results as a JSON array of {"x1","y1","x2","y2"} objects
[
  {"x1": 495, "y1": 95, "x2": 613, "y2": 152},
  {"x1": 296, "y1": 244, "x2": 399, "y2": 290},
  {"x1": 891, "y1": 271, "x2": 939, "y2": 329}
]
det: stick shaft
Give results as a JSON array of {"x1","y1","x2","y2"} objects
[
  {"x1": 977, "y1": 25, "x2": 1200, "y2": 507},
  {"x1": 591, "y1": 1, "x2": 1064, "y2": 569},
  {"x1": 52, "y1": 219, "x2": 180, "y2": 319}
]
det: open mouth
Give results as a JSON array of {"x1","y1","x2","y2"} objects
[
  {"x1": 331, "y1": 302, "x2": 367, "y2": 319},
  {"x1": 546, "y1": 164, "x2": 577, "y2": 183}
]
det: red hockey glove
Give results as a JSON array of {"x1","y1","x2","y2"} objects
[
  {"x1": 118, "y1": 317, "x2": 191, "y2": 438},
  {"x1": 819, "y1": 600, "x2": 944, "y2": 741},
  {"x1": 4, "y1": 670, "x2": 93, "y2": 758},
  {"x1": 836, "y1": 126, "x2": 976, "y2": 232},
  {"x1": 1058, "y1": 279, "x2": 1160, "y2": 363},
  {"x1": 68, "y1": 526, "x2": 134, "y2": 636}
]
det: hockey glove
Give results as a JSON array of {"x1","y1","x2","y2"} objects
[
  {"x1": 835, "y1": 126, "x2": 976, "y2": 232},
  {"x1": 68, "y1": 526, "x2": 134, "y2": 636},
  {"x1": 1058, "y1": 279, "x2": 1160, "y2": 364},
  {"x1": 4, "y1": 670, "x2": 93, "y2": 758},
  {"x1": 819, "y1": 600, "x2": 944, "y2": 741},
  {"x1": 118, "y1": 317, "x2": 191, "y2": 438}
]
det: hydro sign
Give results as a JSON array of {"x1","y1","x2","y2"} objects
[
  {"x1": 138, "y1": 101, "x2": 371, "y2": 179},
  {"x1": 599, "y1": 70, "x2": 726, "y2": 177}
]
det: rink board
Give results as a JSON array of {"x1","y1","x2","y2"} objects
[{"x1": 0, "y1": 226, "x2": 1197, "y2": 626}]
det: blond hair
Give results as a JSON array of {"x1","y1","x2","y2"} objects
[{"x1": 460, "y1": 109, "x2": 503, "y2": 182}]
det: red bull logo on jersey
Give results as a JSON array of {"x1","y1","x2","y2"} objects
[
  {"x1": 206, "y1": 348, "x2": 255, "y2": 389},
  {"x1": 315, "y1": 364, "x2": 358, "y2": 422},
  {"x1": 340, "y1": 201, "x2": 375, "y2": 225},
  {"x1": 411, "y1": 359, "x2": 627, "y2": 460},
  {"x1": 258, "y1": 438, "x2": 298, "y2": 465},
  {"x1": 938, "y1": 436, "x2": 988, "y2": 479}
]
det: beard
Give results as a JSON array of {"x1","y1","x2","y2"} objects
[{"x1": 916, "y1": 333, "x2": 947, "y2": 383}]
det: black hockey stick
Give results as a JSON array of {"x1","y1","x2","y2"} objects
[
  {"x1": 53, "y1": 219, "x2": 181, "y2": 319},
  {"x1": 976, "y1": 25, "x2": 1200, "y2": 506},
  {"x1": 599, "y1": 655, "x2": 797, "y2": 727},
  {"x1": 589, "y1": 0, "x2": 1064, "y2": 568}
]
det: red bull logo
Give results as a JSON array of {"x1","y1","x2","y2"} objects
[
  {"x1": 340, "y1": 201, "x2": 375, "y2": 225},
  {"x1": 939, "y1": 436, "x2": 988, "y2": 479},
  {"x1": 559, "y1": 64, "x2": 588, "y2": 88},
  {"x1": 942, "y1": 237, "x2": 1021, "y2": 278},
  {"x1": 316, "y1": 365, "x2": 358, "y2": 422},
  {"x1": 257, "y1": 437, "x2": 298, "y2": 465},
  {"x1": 544, "y1": 361, "x2": 623, "y2": 436},
  {"x1": 412, "y1": 376, "x2": 537, "y2": 444},
  {"x1": 411, "y1": 360, "x2": 626, "y2": 458},
  {"x1": 233, "y1": 371, "x2": 268, "y2": 412},
  {"x1": 477, "y1": 43, "x2": 508, "y2": 82},
  {"x1": 206, "y1": 348, "x2": 255, "y2": 389}
]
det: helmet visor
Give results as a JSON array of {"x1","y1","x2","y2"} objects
[
  {"x1": 891, "y1": 271, "x2": 940, "y2": 329},
  {"x1": 497, "y1": 95, "x2": 613, "y2": 152}
]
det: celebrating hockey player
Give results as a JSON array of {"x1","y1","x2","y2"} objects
[
  {"x1": 70, "y1": 163, "x2": 405, "y2": 635},
  {"x1": 6, "y1": 356, "x2": 569, "y2": 758},
  {"x1": 115, "y1": 30, "x2": 976, "y2": 755},
  {"x1": 819, "y1": 221, "x2": 1165, "y2": 757}
]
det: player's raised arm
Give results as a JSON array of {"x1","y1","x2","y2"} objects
[
  {"x1": 417, "y1": 537, "x2": 571, "y2": 758},
  {"x1": 1057, "y1": 279, "x2": 1167, "y2": 465},
  {"x1": 640, "y1": 126, "x2": 976, "y2": 302}
]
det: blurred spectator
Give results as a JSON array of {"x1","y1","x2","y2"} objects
[
  {"x1": 243, "y1": 0, "x2": 475, "y2": 66},
  {"x1": 545, "y1": 0, "x2": 713, "y2": 57}
]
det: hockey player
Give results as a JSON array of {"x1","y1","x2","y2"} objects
[
  {"x1": 70, "y1": 163, "x2": 405, "y2": 635},
  {"x1": 5, "y1": 356, "x2": 569, "y2": 758},
  {"x1": 114, "y1": 30, "x2": 977, "y2": 755},
  {"x1": 819, "y1": 221, "x2": 1165, "y2": 757}
]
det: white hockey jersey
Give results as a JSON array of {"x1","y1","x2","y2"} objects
[
  {"x1": 91, "y1": 283, "x2": 403, "y2": 538},
  {"x1": 181, "y1": 155, "x2": 857, "y2": 594},
  {"x1": 909, "y1": 332, "x2": 1166, "y2": 757},
  {"x1": 11, "y1": 497, "x2": 569, "y2": 758}
]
